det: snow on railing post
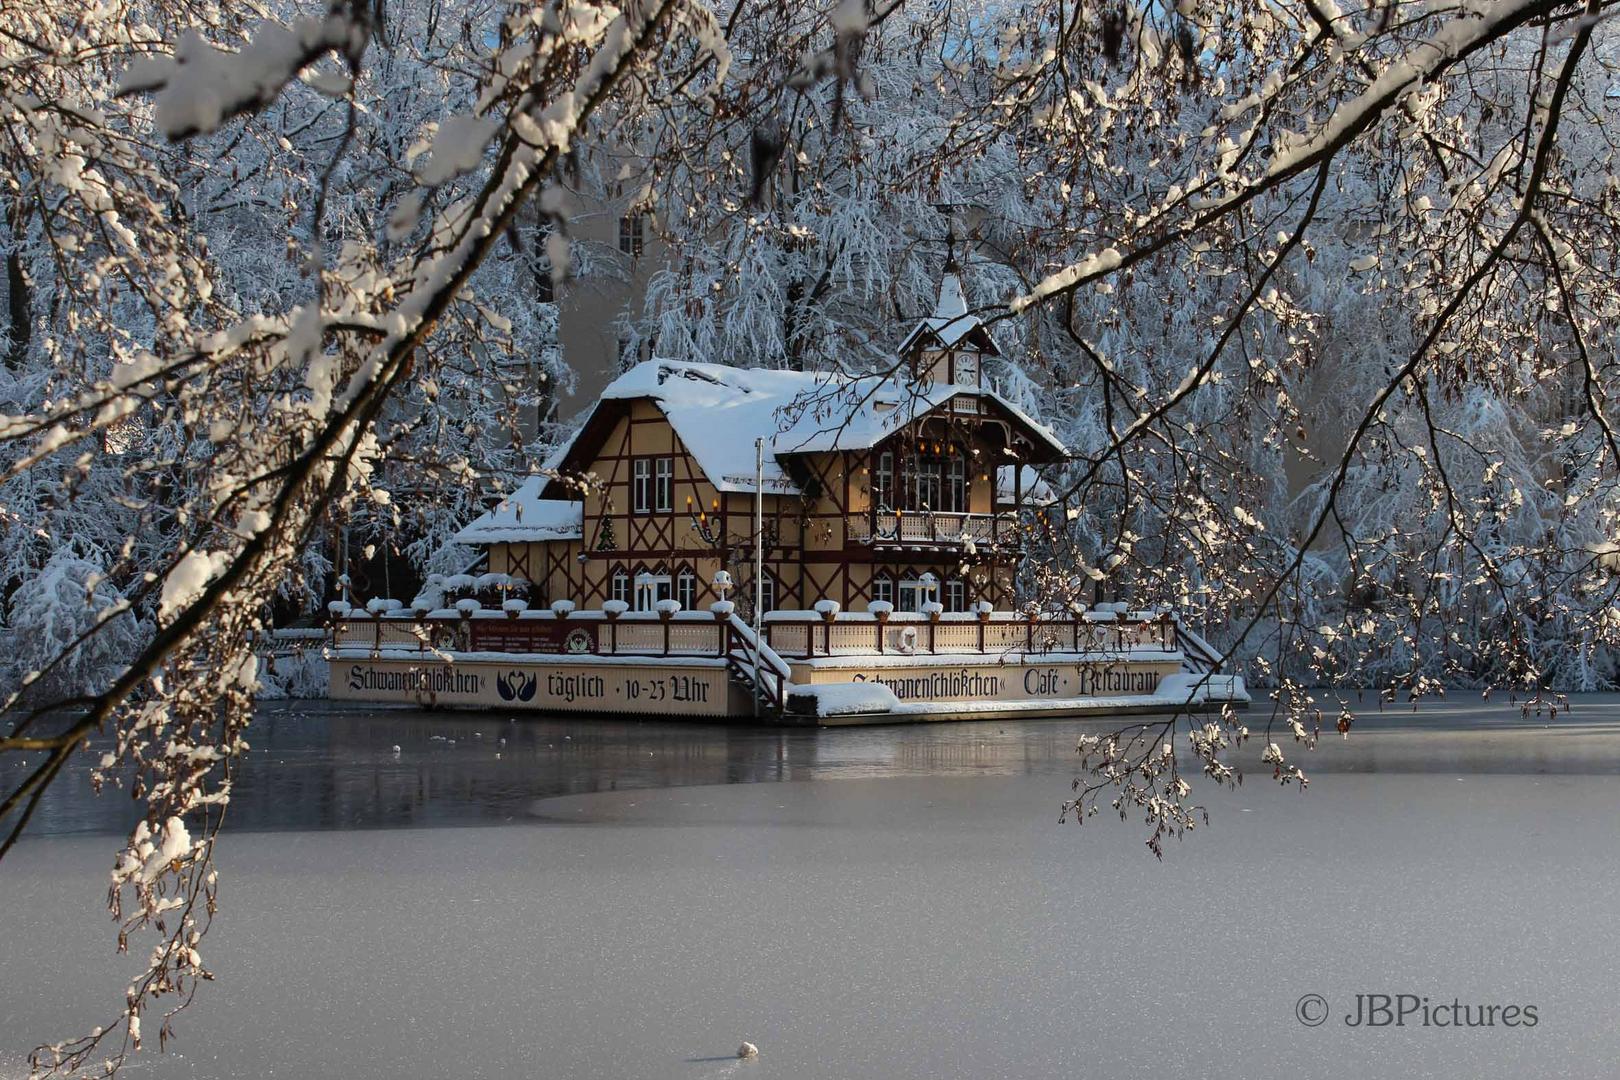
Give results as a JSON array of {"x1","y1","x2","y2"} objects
[
  {"x1": 655, "y1": 599, "x2": 680, "y2": 655},
  {"x1": 602, "y1": 599, "x2": 625, "y2": 655},
  {"x1": 869, "y1": 602, "x2": 892, "y2": 653},
  {"x1": 813, "y1": 600, "x2": 840, "y2": 658},
  {"x1": 710, "y1": 601, "x2": 732, "y2": 658}
]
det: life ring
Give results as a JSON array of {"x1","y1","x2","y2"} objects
[{"x1": 898, "y1": 625, "x2": 918, "y2": 655}]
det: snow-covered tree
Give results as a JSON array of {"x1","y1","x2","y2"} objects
[{"x1": 6, "y1": 0, "x2": 1620, "y2": 1064}]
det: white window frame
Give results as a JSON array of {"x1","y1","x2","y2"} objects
[
  {"x1": 676, "y1": 568, "x2": 697, "y2": 610},
  {"x1": 945, "y1": 579, "x2": 966, "y2": 613},
  {"x1": 871, "y1": 573, "x2": 895, "y2": 608},
  {"x1": 874, "y1": 451, "x2": 895, "y2": 509},
  {"x1": 618, "y1": 213, "x2": 646, "y2": 257},
  {"x1": 654, "y1": 457, "x2": 673, "y2": 512},
  {"x1": 632, "y1": 458, "x2": 652, "y2": 514},
  {"x1": 898, "y1": 577, "x2": 925, "y2": 614},
  {"x1": 948, "y1": 454, "x2": 967, "y2": 513},
  {"x1": 635, "y1": 574, "x2": 672, "y2": 612},
  {"x1": 757, "y1": 571, "x2": 775, "y2": 614},
  {"x1": 610, "y1": 571, "x2": 631, "y2": 606}
]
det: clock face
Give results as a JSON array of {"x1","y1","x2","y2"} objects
[{"x1": 954, "y1": 353, "x2": 979, "y2": 385}]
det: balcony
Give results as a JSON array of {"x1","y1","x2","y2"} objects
[{"x1": 847, "y1": 510, "x2": 1019, "y2": 549}]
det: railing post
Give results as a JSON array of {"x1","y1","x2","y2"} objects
[
  {"x1": 373, "y1": 617, "x2": 381, "y2": 652},
  {"x1": 823, "y1": 618, "x2": 831, "y2": 657}
]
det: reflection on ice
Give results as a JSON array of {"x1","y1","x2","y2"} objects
[{"x1": 27, "y1": 693, "x2": 1620, "y2": 837}]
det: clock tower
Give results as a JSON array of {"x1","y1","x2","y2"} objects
[{"x1": 900, "y1": 254, "x2": 999, "y2": 392}]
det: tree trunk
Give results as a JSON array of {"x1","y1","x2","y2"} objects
[{"x1": 3, "y1": 199, "x2": 30, "y2": 371}]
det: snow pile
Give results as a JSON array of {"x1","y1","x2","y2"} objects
[{"x1": 786, "y1": 682, "x2": 900, "y2": 717}]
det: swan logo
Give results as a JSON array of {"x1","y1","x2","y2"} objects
[
  {"x1": 564, "y1": 628, "x2": 593, "y2": 654},
  {"x1": 496, "y1": 670, "x2": 538, "y2": 702}
]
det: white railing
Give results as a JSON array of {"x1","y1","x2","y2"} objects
[
  {"x1": 847, "y1": 511, "x2": 1018, "y2": 546},
  {"x1": 761, "y1": 610, "x2": 1179, "y2": 659}
]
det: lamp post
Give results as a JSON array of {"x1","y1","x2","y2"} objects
[{"x1": 752, "y1": 437, "x2": 765, "y2": 719}]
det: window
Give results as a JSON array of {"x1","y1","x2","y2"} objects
[
  {"x1": 633, "y1": 459, "x2": 652, "y2": 513},
  {"x1": 871, "y1": 573, "x2": 894, "y2": 608},
  {"x1": 898, "y1": 577, "x2": 926, "y2": 613},
  {"x1": 635, "y1": 571, "x2": 672, "y2": 612},
  {"x1": 757, "y1": 571, "x2": 776, "y2": 614},
  {"x1": 677, "y1": 568, "x2": 697, "y2": 611},
  {"x1": 948, "y1": 454, "x2": 967, "y2": 513},
  {"x1": 654, "y1": 457, "x2": 673, "y2": 512},
  {"x1": 911, "y1": 458, "x2": 943, "y2": 511},
  {"x1": 895, "y1": 449, "x2": 967, "y2": 512},
  {"x1": 618, "y1": 213, "x2": 646, "y2": 257},
  {"x1": 632, "y1": 457, "x2": 673, "y2": 514},
  {"x1": 874, "y1": 452, "x2": 894, "y2": 510},
  {"x1": 611, "y1": 570, "x2": 631, "y2": 606},
  {"x1": 945, "y1": 579, "x2": 966, "y2": 613}
]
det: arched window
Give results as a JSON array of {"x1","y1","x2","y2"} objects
[
  {"x1": 633, "y1": 564, "x2": 672, "y2": 611},
  {"x1": 871, "y1": 571, "x2": 895, "y2": 609},
  {"x1": 676, "y1": 566, "x2": 697, "y2": 610},
  {"x1": 610, "y1": 569, "x2": 630, "y2": 606}
]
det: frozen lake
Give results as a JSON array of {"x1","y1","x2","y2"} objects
[{"x1": 5, "y1": 694, "x2": 1620, "y2": 1078}]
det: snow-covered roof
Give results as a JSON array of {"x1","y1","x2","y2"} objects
[
  {"x1": 549, "y1": 359, "x2": 1065, "y2": 496},
  {"x1": 595, "y1": 361, "x2": 818, "y2": 494},
  {"x1": 451, "y1": 476, "x2": 583, "y2": 544}
]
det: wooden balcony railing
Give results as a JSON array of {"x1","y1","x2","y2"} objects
[{"x1": 846, "y1": 510, "x2": 1019, "y2": 547}]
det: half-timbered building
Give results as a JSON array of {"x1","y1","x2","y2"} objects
[{"x1": 454, "y1": 268, "x2": 1067, "y2": 615}]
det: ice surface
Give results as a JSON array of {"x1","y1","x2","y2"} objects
[{"x1": 7, "y1": 698, "x2": 1620, "y2": 1079}]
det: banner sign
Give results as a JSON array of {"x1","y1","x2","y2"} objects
[
  {"x1": 330, "y1": 658, "x2": 730, "y2": 716},
  {"x1": 806, "y1": 660, "x2": 1179, "y2": 703}
]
